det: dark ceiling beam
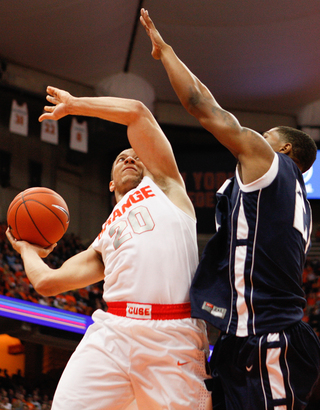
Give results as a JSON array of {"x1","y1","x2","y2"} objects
[{"x1": 124, "y1": 0, "x2": 144, "y2": 73}]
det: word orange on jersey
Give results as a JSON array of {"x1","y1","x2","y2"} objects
[{"x1": 98, "y1": 185, "x2": 155, "y2": 239}]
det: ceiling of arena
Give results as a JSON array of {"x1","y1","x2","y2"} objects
[{"x1": 1, "y1": 0, "x2": 320, "y2": 119}]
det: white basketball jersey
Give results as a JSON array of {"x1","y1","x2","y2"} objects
[{"x1": 92, "y1": 176, "x2": 198, "y2": 304}]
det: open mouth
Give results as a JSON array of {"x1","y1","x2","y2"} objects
[{"x1": 123, "y1": 167, "x2": 137, "y2": 172}]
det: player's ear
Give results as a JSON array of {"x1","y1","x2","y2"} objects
[
  {"x1": 109, "y1": 180, "x2": 115, "y2": 192},
  {"x1": 280, "y1": 142, "x2": 292, "y2": 154}
]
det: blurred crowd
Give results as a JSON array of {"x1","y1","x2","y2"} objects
[
  {"x1": 0, "y1": 222, "x2": 106, "y2": 315},
  {"x1": 303, "y1": 256, "x2": 320, "y2": 337},
  {"x1": 0, "y1": 368, "x2": 52, "y2": 409}
]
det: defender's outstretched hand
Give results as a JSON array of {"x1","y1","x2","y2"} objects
[
  {"x1": 39, "y1": 86, "x2": 73, "y2": 122},
  {"x1": 140, "y1": 8, "x2": 167, "y2": 60}
]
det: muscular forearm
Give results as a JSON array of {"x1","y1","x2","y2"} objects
[
  {"x1": 20, "y1": 248, "x2": 58, "y2": 296},
  {"x1": 159, "y1": 45, "x2": 244, "y2": 150},
  {"x1": 19, "y1": 246, "x2": 105, "y2": 297},
  {"x1": 7, "y1": 224, "x2": 104, "y2": 299},
  {"x1": 40, "y1": 86, "x2": 147, "y2": 127},
  {"x1": 67, "y1": 95, "x2": 143, "y2": 126},
  {"x1": 6, "y1": 228, "x2": 60, "y2": 296},
  {"x1": 159, "y1": 44, "x2": 219, "y2": 117}
]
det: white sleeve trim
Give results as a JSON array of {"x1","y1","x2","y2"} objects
[{"x1": 236, "y1": 154, "x2": 279, "y2": 193}]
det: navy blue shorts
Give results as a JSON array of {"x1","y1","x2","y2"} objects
[{"x1": 209, "y1": 321, "x2": 320, "y2": 410}]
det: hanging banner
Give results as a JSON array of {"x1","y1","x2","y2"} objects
[
  {"x1": 40, "y1": 119, "x2": 59, "y2": 145},
  {"x1": 70, "y1": 118, "x2": 88, "y2": 153},
  {"x1": 9, "y1": 100, "x2": 28, "y2": 136}
]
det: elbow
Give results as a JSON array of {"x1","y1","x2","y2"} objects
[
  {"x1": 183, "y1": 88, "x2": 205, "y2": 118},
  {"x1": 33, "y1": 277, "x2": 58, "y2": 297},
  {"x1": 127, "y1": 100, "x2": 150, "y2": 123}
]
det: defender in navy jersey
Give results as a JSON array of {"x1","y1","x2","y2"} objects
[
  {"x1": 141, "y1": 9, "x2": 320, "y2": 410},
  {"x1": 192, "y1": 152, "x2": 311, "y2": 336}
]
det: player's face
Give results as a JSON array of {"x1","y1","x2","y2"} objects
[
  {"x1": 263, "y1": 128, "x2": 285, "y2": 152},
  {"x1": 110, "y1": 149, "x2": 145, "y2": 199}
]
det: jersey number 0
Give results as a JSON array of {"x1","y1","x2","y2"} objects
[{"x1": 109, "y1": 206, "x2": 155, "y2": 250}]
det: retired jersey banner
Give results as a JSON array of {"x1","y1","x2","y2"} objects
[
  {"x1": 41, "y1": 118, "x2": 59, "y2": 145},
  {"x1": 70, "y1": 118, "x2": 88, "y2": 153},
  {"x1": 9, "y1": 100, "x2": 28, "y2": 136}
]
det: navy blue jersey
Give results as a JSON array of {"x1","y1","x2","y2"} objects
[{"x1": 191, "y1": 153, "x2": 312, "y2": 335}]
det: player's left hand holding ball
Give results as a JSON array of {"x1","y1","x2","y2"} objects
[{"x1": 6, "y1": 228, "x2": 56, "y2": 259}]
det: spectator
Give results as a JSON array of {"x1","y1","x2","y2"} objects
[
  {"x1": 30, "y1": 395, "x2": 41, "y2": 410},
  {"x1": 0, "y1": 395, "x2": 12, "y2": 410}
]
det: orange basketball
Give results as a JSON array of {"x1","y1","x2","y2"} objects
[{"x1": 7, "y1": 187, "x2": 70, "y2": 247}]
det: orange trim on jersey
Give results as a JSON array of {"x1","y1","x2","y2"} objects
[{"x1": 106, "y1": 301, "x2": 191, "y2": 320}]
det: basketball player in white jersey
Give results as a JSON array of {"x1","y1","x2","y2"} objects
[{"x1": 6, "y1": 86, "x2": 211, "y2": 410}]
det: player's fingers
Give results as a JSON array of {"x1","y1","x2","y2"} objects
[
  {"x1": 41, "y1": 243, "x2": 57, "y2": 258},
  {"x1": 5, "y1": 227, "x2": 13, "y2": 240},
  {"x1": 144, "y1": 9, "x2": 154, "y2": 27},
  {"x1": 44, "y1": 105, "x2": 55, "y2": 112},
  {"x1": 46, "y1": 86, "x2": 60, "y2": 96},
  {"x1": 140, "y1": 15, "x2": 147, "y2": 29},
  {"x1": 140, "y1": 13, "x2": 149, "y2": 32},
  {"x1": 140, "y1": 9, "x2": 149, "y2": 25},
  {"x1": 38, "y1": 113, "x2": 52, "y2": 122},
  {"x1": 46, "y1": 95, "x2": 59, "y2": 105},
  {"x1": 5, "y1": 228, "x2": 17, "y2": 245},
  {"x1": 47, "y1": 243, "x2": 57, "y2": 252}
]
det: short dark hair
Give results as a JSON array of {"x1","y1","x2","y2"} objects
[{"x1": 276, "y1": 126, "x2": 317, "y2": 173}]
